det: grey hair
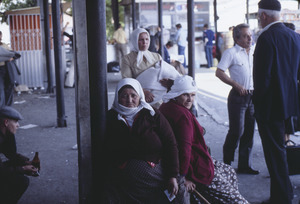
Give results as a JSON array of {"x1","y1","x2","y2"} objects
[
  {"x1": 233, "y1": 23, "x2": 250, "y2": 40},
  {"x1": 258, "y1": 8, "x2": 281, "y2": 19}
]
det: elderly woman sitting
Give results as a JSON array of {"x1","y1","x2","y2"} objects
[
  {"x1": 103, "y1": 78, "x2": 186, "y2": 203},
  {"x1": 159, "y1": 75, "x2": 249, "y2": 204},
  {"x1": 121, "y1": 28, "x2": 180, "y2": 107}
]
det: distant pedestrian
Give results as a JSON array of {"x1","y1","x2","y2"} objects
[
  {"x1": 283, "y1": 22, "x2": 296, "y2": 31},
  {"x1": 147, "y1": 26, "x2": 161, "y2": 53},
  {"x1": 223, "y1": 26, "x2": 234, "y2": 50},
  {"x1": 163, "y1": 41, "x2": 173, "y2": 64},
  {"x1": 216, "y1": 23, "x2": 259, "y2": 175},
  {"x1": 203, "y1": 24, "x2": 215, "y2": 68},
  {"x1": 164, "y1": 41, "x2": 186, "y2": 75},
  {"x1": 253, "y1": 0, "x2": 300, "y2": 203},
  {"x1": 175, "y1": 24, "x2": 187, "y2": 68},
  {"x1": 63, "y1": 26, "x2": 75, "y2": 88},
  {"x1": 0, "y1": 31, "x2": 20, "y2": 107},
  {"x1": 113, "y1": 23, "x2": 128, "y2": 66},
  {"x1": 0, "y1": 106, "x2": 39, "y2": 203},
  {"x1": 216, "y1": 32, "x2": 224, "y2": 61}
]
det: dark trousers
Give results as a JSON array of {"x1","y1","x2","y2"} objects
[
  {"x1": 0, "y1": 173, "x2": 29, "y2": 204},
  {"x1": 256, "y1": 119, "x2": 293, "y2": 204},
  {"x1": 178, "y1": 45, "x2": 186, "y2": 67},
  {"x1": 0, "y1": 65, "x2": 14, "y2": 108},
  {"x1": 223, "y1": 89, "x2": 255, "y2": 169}
]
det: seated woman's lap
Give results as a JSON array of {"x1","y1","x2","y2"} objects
[
  {"x1": 195, "y1": 159, "x2": 248, "y2": 204},
  {"x1": 118, "y1": 159, "x2": 166, "y2": 201}
]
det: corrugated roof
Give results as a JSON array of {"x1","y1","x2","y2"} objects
[{"x1": 5, "y1": 2, "x2": 71, "y2": 15}]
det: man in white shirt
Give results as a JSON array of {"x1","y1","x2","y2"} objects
[
  {"x1": 215, "y1": 23, "x2": 259, "y2": 175},
  {"x1": 175, "y1": 24, "x2": 187, "y2": 68},
  {"x1": 113, "y1": 23, "x2": 127, "y2": 66}
]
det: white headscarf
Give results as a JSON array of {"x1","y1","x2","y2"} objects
[
  {"x1": 162, "y1": 75, "x2": 198, "y2": 103},
  {"x1": 129, "y1": 28, "x2": 153, "y2": 67},
  {"x1": 112, "y1": 78, "x2": 155, "y2": 124}
]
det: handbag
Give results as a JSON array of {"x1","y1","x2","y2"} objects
[{"x1": 285, "y1": 139, "x2": 300, "y2": 175}]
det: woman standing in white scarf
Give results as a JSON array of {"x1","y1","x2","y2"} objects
[
  {"x1": 103, "y1": 78, "x2": 187, "y2": 203},
  {"x1": 121, "y1": 28, "x2": 179, "y2": 105}
]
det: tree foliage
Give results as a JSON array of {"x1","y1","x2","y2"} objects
[
  {"x1": 106, "y1": 0, "x2": 124, "y2": 42},
  {"x1": 0, "y1": 0, "x2": 124, "y2": 41},
  {"x1": 0, "y1": 0, "x2": 72, "y2": 23}
]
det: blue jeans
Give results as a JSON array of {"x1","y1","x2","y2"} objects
[
  {"x1": 205, "y1": 45, "x2": 213, "y2": 68},
  {"x1": 178, "y1": 45, "x2": 186, "y2": 67}
]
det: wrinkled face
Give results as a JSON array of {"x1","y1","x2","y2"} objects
[
  {"x1": 118, "y1": 87, "x2": 141, "y2": 108},
  {"x1": 138, "y1": 32, "x2": 150, "y2": 51},
  {"x1": 5, "y1": 119, "x2": 19, "y2": 135},
  {"x1": 235, "y1": 28, "x2": 252, "y2": 49},
  {"x1": 258, "y1": 12, "x2": 267, "y2": 29},
  {"x1": 175, "y1": 92, "x2": 196, "y2": 110}
]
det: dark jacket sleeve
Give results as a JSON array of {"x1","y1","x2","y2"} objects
[
  {"x1": 155, "y1": 110, "x2": 179, "y2": 178},
  {"x1": 0, "y1": 158, "x2": 25, "y2": 175},
  {"x1": 0, "y1": 135, "x2": 28, "y2": 175},
  {"x1": 6, "y1": 60, "x2": 21, "y2": 86}
]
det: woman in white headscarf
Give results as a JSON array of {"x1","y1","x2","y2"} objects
[
  {"x1": 103, "y1": 78, "x2": 186, "y2": 203},
  {"x1": 121, "y1": 28, "x2": 161, "y2": 79},
  {"x1": 159, "y1": 75, "x2": 249, "y2": 204},
  {"x1": 121, "y1": 28, "x2": 180, "y2": 105}
]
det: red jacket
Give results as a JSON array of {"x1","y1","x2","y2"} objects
[{"x1": 160, "y1": 101, "x2": 214, "y2": 185}]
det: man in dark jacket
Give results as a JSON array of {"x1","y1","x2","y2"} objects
[
  {"x1": 0, "y1": 106, "x2": 38, "y2": 203},
  {"x1": 253, "y1": 0, "x2": 300, "y2": 203},
  {"x1": 0, "y1": 31, "x2": 21, "y2": 107}
]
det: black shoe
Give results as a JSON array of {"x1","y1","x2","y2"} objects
[
  {"x1": 237, "y1": 167, "x2": 260, "y2": 175},
  {"x1": 223, "y1": 159, "x2": 231, "y2": 165}
]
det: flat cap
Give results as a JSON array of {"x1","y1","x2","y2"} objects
[
  {"x1": 0, "y1": 106, "x2": 23, "y2": 120},
  {"x1": 258, "y1": 0, "x2": 281, "y2": 11}
]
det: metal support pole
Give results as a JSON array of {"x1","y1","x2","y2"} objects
[
  {"x1": 187, "y1": 0, "x2": 195, "y2": 78},
  {"x1": 213, "y1": 0, "x2": 218, "y2": 33},
  {"x1": 112, "y1": 0, "x2": 119, "y2": 30},
  {"x1": 158, "y1": 0, "x2": 163, "y2": 57},
  {"x1": 86, "y1": 0, "x2": 108, "y2": 202},
  {"x1": 213, "y1": 0, "x2": 219, "y2": 63},
  {"x1": 132, "y1": 0, "x2": 136, "y2": 30},
  {"x1": 40, "y1": 0, "x2": 54, "y2": 93},
  {"x1": 52, "y1": 0, "x2": 67, "y2": 127},
  {"x1": 246, "y1": 0, "x2": 249, "y2": 24}
]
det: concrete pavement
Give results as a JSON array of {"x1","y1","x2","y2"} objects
[{"x1": 11, "y1": 68, "x2": 300, "y2": 204}]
